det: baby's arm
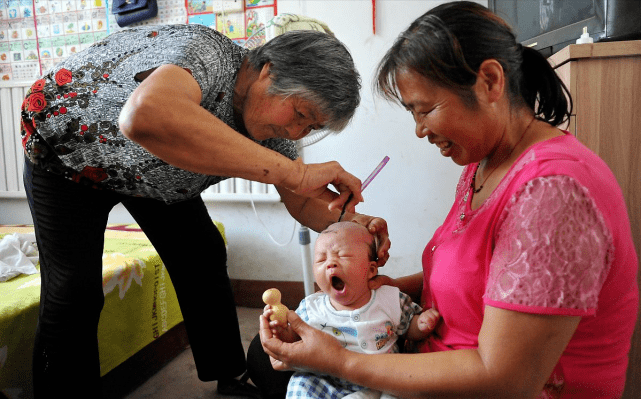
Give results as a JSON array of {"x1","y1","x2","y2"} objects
[
  {"x1": 405, "y1": 308, "x2": 440, "y2": 341},
  {"x1": 263, "y1": 305, "x2": 301, "y2": 343}
]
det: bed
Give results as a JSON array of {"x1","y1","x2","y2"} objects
[{"x1": 0, "y1": 221, "x2": 226, "y2": 399}]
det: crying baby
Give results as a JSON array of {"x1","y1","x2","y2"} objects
[{"x1": 262, "y1": 221, "x2": 440, "y2": 398}]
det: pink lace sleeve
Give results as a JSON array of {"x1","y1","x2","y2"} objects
[{"x1": 484, "y1": 176, "x2": 613, "y2": 315}]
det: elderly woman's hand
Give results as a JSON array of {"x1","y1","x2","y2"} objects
[
  {"x1": 282, "y1": 159, "x2": 364, "y2": 212},
  {"x1": 260, "y1": 310, "x2": 345, "y2": 373},
  {"x1": 347, "y1": 214, "x2": 390, "y2": 266}
]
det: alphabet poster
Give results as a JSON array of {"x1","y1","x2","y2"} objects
[
  {"x1": 0, "y1": 0, "x2": 276, "y2": 83},
  {"x1": 188, "y1": 0, "x2": 275, "y2": 47}
]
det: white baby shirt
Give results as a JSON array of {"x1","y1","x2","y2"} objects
[{"x1": 295, "y1": 285, "x2": 421, "y2": 354}]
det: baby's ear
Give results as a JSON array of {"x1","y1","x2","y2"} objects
[{"x1": 367, "y1": 263, "x2": 378, "y2": 279}]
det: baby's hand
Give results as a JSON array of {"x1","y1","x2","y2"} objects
[{"x1": 416, "y1": 308, "x2": 440, "y2": 334}]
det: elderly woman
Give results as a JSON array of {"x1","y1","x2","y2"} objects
[
  {"x1": 258, "y1": 2, "x2": 638, "y2": 398},
  {"x1": 20, "y1": 24, "x2": 389, "y2": 398}
]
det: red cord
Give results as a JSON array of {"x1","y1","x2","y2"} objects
[{"x1": 372, "y1": 0, "x2": 376, "y2": 34}]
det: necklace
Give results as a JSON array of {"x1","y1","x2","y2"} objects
[{"x1": 471, "y1": 116, "x2": 536, "y2": 194}]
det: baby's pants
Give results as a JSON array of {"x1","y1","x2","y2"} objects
[{"x1": 343, "y1": 389, "x2": 397, "y2": 399}]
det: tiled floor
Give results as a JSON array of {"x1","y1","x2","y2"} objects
[{"x1": 121, "y1": 307, "x2": 263, "y2": 399}]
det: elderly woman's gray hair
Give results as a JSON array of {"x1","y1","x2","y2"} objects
[{"x1": 245, "y1": 30, "x2": 361, "y2": 132}]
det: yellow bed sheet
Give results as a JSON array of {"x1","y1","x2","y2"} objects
[{"x1": 0, "y1": 222, "x2": 225, "y2": 398}]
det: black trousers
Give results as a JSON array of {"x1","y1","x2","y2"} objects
[
  {"x1": 24, "y1": 159, "x2": 246, "y2": 398},
  {"x1": 247, "y1": 333, "x2": 294, "y2": 399}
]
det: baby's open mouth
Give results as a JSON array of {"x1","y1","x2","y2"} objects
[{"x1": 331, "y1": 276, "x2": 345, "y2": 291}]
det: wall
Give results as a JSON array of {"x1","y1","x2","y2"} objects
[
  {"x1": 251, "y1": 0, "x2": 467, "y2": 281},
  {"x1": 0, "y1": 0, "x2": 480, "y2": 283}
]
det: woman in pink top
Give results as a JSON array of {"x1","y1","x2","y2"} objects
[{"x1": 259, "y1": 2, "x2": 638, "y2": 398}]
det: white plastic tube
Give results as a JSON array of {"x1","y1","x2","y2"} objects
[{"x1": 299, "y1": 226, "x2": 315, "y2": 296}]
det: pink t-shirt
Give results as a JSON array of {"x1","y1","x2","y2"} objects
[{"x1": 420, "y1": 133, "x2": 638, "y2": 398}]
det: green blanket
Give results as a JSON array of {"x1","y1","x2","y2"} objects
[{"x1": 0, "y1": 222, "x2": 225, "y2": 398}]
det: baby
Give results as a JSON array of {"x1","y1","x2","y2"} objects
[{"x1": 264, "y1": 221, "x2": 439, "y2": 399}]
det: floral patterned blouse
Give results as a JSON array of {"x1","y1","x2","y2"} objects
[{"x1": 20, "y1": 24, "x2": 298, "y2": 203}]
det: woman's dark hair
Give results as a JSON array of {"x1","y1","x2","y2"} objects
[
  {"x1": 375, "y1": 1, "x2": 572, "y2": 127},
  {"x1": 246, "y1": 30, "x2": 361, "y2": 132}
]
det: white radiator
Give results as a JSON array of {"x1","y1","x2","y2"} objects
[
  {"x1": 0, "y1": 82, "x2": 28, "y2": 198},
  {"x1": 0, "y1": 82, "x2": 279, "y2": 202}
]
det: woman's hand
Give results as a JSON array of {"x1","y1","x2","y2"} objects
[
  {"x1": 282, "y1": 159, "x2": 364, "y2": 212},
  {"x1": 263, "y1": 305, "x2": 301, "y2": 344},
  {"x1": 260, "y1": 310, "x2": 345, "y2": 373},
  {"x1": 370, "y1": 272, "x2": 423, "y2": 304},
  {"x1": 368, "y1": 274, "x2": 395, "y2": 291},
  {"x1": 345, "y1": 214, "x2": 390, "y2": 266}
]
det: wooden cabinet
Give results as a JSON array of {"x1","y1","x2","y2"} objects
[{"x1": 550, "y1": 40, "x2": 641, "y2": 399}]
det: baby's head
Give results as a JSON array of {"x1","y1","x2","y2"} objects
[{"x1": 313, "y1": 222, "x2": 378, "y2": 310}]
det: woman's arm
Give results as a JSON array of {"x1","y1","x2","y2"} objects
[
  {"x1": 276, "y1": 183, "x2": 346, "y2": 230},
  {"x1": 119, "y1": 64, "x2": 362, "y2": 208},
  {"x1": 261, "y1": 307, "x2": 579, "y2": 399},
  {"x1": 368, "y1": 272, "x2": 423, "y2": 303},
  {"x1": 392, "y1": 273, "x2": 424, "y2": 303}
]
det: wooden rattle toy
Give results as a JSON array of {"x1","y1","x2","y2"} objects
[{"x1": 262, "y1": 288, "x2": 289, "y2": 324}]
